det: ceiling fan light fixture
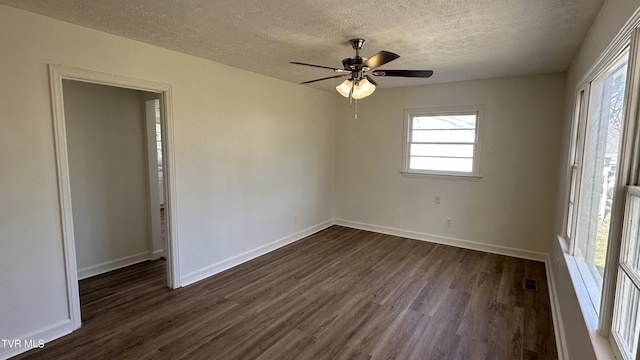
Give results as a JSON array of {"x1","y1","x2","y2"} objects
[
  {"x1": 336, "y1": 79, "x2": 353, "y2": 98},
  {"x1": 292, "y1": 38, "x2": 433, "y2": 100},
  {"x1": 351, "y1": 78, "x2": 376, "y2": 99}
]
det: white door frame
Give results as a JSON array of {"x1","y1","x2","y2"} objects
[{"x1": 48, "y1": 64, "x2": 181, "y2": 330}]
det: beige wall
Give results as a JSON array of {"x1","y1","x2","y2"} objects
[
  {"x1": 335, "y1": 73, "x2": 566, "y2": 254},
  {"x1": 2, "y1": 0, "x2": 632, "y2": 357},
  {"x1": 553, "y1": 1, "x2": 640, "y2": 359},
  {"x1": 0, "y1": 5, "x2": 335, "y2": 354},
  {"x1": 63, "y1": 80, "x2": 152, "y2": 277}
]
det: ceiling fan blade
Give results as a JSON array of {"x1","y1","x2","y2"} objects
[
  {"x1": 371, "y1": 70, "x2": 434, "y2": 78},
  {"x1": 300, "y1": 74, "x2": 350, "y2": 84},
  {"x1": 290, "y1": 61, "x2": 349, "y2": 72},
  {"x1": 363, "y1": 51, "x2": 400, "y2": 70}
]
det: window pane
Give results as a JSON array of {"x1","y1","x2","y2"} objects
[
  {"x1": 410, "y1": 144, "x2": 474, "y2": 158},
  {"x1": 154, "y1": 100, "x2": 163, "y2": 175},
  {"x1": 405, "y1": 109, "x2": 480, "y2": 176},
  {"x1": 573, "y1": 48, "x2": 628, "y2": 312},
  {"x1": 613, "y1": 272, "x2": 640, "y2": 359},
  {"x1": 410, "y1": 157, "x2": 473, "y2": 173},
  {"x1": 622, "y1": 194, "x2": 640, "y2": 278},
  {"x1": 413, "y1": 115, "x2": 476, "y2": 130},
  {"x1": 412, "y1": 129, "x2": 476, "y2": 143}
]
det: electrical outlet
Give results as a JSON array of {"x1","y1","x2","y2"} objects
[
  {"x1": 446, "y1": 218, "x2": 452, "y2": 227},
  {"x1": 294, "y1": 215, "x2": 298, "y2": 224},
  {"x1": 435, "y1": 195, "x2": 441, "y2": 204}
]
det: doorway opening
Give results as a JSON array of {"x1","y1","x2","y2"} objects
[{"x1": 49, "y1": 65, "x2": 180, "y2": 331}]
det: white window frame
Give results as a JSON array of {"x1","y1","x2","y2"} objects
[
  {"x1": 564, "y1": 88, "x2": 589, "y2": 245},
  {"x1": 560, "y1": 17, "x2": 640, "y2": 359},
  {"x1": 401, "y1": 105, "x2": 484, "y2": 179},
  {"x1": 565, "y1": 42, "x2": 632, "y2": 325},
  {"x1": 612, "y1": 187, "x2": 640, "y2": 360}
]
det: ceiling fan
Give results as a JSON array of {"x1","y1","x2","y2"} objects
[{"x1": 291, "y1": 38, "x2": 434, "y2": 100}]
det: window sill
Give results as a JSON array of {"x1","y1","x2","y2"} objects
[
  {"x1": 399, "y1": 171, "x2": 482, "y2": 181},
  {"x1": 556, "y1": 235, "x2": 618, "y2": 360}
]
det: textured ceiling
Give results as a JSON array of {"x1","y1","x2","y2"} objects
[{"x1": 1, "y1": 0, "x2": 603, "y2": 91}]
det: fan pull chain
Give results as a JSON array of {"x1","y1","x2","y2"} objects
[
  {"x1": 355, "y1": 98, "x2": 358, "y2": 119},
  {"x1": 347, "y1": 90, "x2": 358, "y2": 119},
  {"x1": 348, "y1": 85, "x2": 358, "y2": 119}
]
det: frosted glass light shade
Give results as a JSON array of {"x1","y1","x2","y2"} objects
[
  {"x1": 351, "y1": 78, "x2": 376, "y2": 99},
  {"x1": 336, "y1": 80, "x2": 352, "y2": 97}
]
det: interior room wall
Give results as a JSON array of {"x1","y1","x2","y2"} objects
[
  {"x1": 0, "y1": 5, "x2": 335, "y2": 356},
  {"x1": 63, "y1": 80, "x2": 153, "y2": 278},
  {"x1": 335, "y1": 73, "x2": 566, "y2": 255},
  {"x1": 552, "y1": 1, "x2": 640, "y2": 359}
]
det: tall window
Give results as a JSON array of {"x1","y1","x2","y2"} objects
[
  {"x1": 402, "y1": 106, "x2": 482, "y2": 177},
  {"x1": 571, "y1": 48, "x2": 629, "y2": 313},
  {"x1": 613, "y1": 188, "x2": 640, "y2": 359}
]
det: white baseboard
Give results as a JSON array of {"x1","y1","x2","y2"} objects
[
  {"x1": 151, "y1": 249, "x2": 165, "y2": 260},
  {"x1": 334, "y1": 219, "x2": 548, "y2": 261},
  {"x1": 543, "y1": 255, "x2": 569, "y2": 360},
  {"x1": 180, "y1": 220, "x2": 334, "y2": 286},
  {"x1": 0, "y1": 319, "x2": 73, "y2": 360},
  {"x1": 77, "y1": 251, "x2": 153, "y2": 280}
]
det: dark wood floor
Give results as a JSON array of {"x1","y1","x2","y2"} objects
[{"x1": 16, "y1": 226, "x2": 557, "y2": 359}]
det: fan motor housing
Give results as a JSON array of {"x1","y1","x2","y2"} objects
[{"x1": 342, "y1": 56, "x2": 366, "y2": 71}]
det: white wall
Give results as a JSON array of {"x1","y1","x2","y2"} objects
[
  {"x1": 0, "y1": 5, "x2": 335, "y2": 356},
  {"x1": 552, "y1": 1, "x2": 640, "y2": 359},
  {"x1": 63, "y1": 80, "x2": 152, "y2": 278},
  {"x1": 335, "y1": 73, "x2": 566, "y2": 255}
]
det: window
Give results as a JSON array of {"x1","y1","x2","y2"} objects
[
  {"x1": 570, "y1": 48, "x2": 628, "y2": 313},
  {"x1": 563, "y1": 28, "x2": 640, "y2": 357},
  {"x1": 154, "y1": 100, "x2": 163, "y2": 176},
  {"x1": 612, "y1": 187, "x2": 640, "y2": 359},
  {"x1": 402, "y1": 106, "x2": 482, "y2": 177}
]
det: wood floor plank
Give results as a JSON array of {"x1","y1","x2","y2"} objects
[
  {"x1": 457, "y1": 272, "x2": 512, "y2": 343},
  {"x1": 523, "y1": 306, "x2": 557, "y2": 357},
  {"x1": 345, "y1": 304, "x2": 403, "y2": 354},
  {"x1": 480, "y1": 252, "x2": 506, "y2": 274},
  {"x1": 497, "y1": 256, "x2": 533, "y2": 308},
  {"x1": 296, "y1": 300, "x2": 381, "y2": 360},
  {"x1": 525, "y1": 259, "x2": 553, "y2": 312},
  {"x1": 370, "y1": 309, "x2": 431, "y2": 360},
  {"x1": 14, "y1": 226, "x2": 557, "y2": 360},
  {"x1": 254, "y1": 329, "x2": 314, "y2": 360},
  {"x1": 449, "y1": 249, "x2": 485, "y2": 293},
  {"x1": 446, "y1": 335, "x2": 489, "y2": 360},
  {"x1": 485, "y1": 302, "x2": 525, "y2": 359},
  {"x1": 409, "y1": 248, "x2": 463, "y2": 316}
]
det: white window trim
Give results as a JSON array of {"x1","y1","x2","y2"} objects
[
  {"x1": 559, "y1": 7, "x2": 640, "y2": 358},
  {"x1": 566, "y1": 43, "x2": 633, "y2": 335},
  {"x1": 400, "y1": 105, "x2": 484, "y2": 179},
  {"x1": 563, "y1": 87, "x2": 589, "y2": 246}
]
